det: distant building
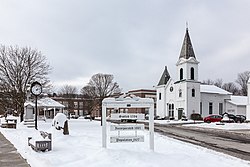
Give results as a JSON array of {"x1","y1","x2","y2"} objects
[
  {"x1": 51, "y1": 95, "x2": 93, "y2": 117},
  {"x1": 128, "y1": 89, "x2": 156, "y2": 115},
  {"x1": 156, "y1": 28, "x2": 248, "y2": 119}
]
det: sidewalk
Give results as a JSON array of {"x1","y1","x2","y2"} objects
[{"x1": 0, "y1": 132, "x2": 30, "y2": 167}]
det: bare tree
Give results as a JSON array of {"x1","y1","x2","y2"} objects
[
  {"x1": 236, "y1": 71, "x2": 250, "y2": 96},
  {"x1": 222, "y1": 82, "x2": 240, "y2": 95},
  {"x1": 214, "y1": 78, "x2": 223, "y2": 88},
  {"x1": 81, "y1": 73, "x2": 121, "y2": 120},
  {"x1": 58, "y1": 85, "x2": 78, "y2": 98},
  {"x1": 202, "y1": 79, "x2": 214, "y2": 85},
  {"x1": 0, "y1": 45, "x2": 51, "y2": 121}
]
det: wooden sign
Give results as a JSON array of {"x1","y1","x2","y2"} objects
[
  {"x1": 110, "y1": 124, "x2": 144, "y2": 131},
  {"x1": 110, "y1": 136, "x2": 144, "y2": 143},
  {"x1": 111, "y1": 113, "x2": 145, "y2": 120}
]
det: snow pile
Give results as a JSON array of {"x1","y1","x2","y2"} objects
[
  {"x1": 185, "y1": 122, "x2": 250, "y2": 130},
  {"x1": 52, "y1": 113, "x2": 67, "y2": 129},
  {"x1": 0, "y1": 119, "x2": 250, "y2": 167}
]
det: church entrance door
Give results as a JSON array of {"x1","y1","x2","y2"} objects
[{"x1": 178, "y1": 109, "x2": 183, "y2": 120}]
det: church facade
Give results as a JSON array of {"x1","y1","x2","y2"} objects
[{"x1": 156, "y1": 28, "x2": 249, "y2": 120}]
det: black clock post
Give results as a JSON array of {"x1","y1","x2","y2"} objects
[{"x1": 30, "y1": 81, "x2": 42, "y2": 130}]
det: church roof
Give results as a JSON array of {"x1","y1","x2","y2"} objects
[
  {"x1": 157, "y1": 66, "x2": 171, "y2": 86},
  {"x1": 227, "y1": 96, "x2": 248, "y2": 106},
  {"x1": 200, "y1": 85, "x2": 232, "y2": 95},
  {"x1": 179, "y1": 28, "x2": 196, "y2": 59}
]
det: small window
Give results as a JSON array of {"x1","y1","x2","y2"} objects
[
  {"x1": 200, "y1": 102, "x2": 202, "y2": 115},
  {"x1": 180, "y1": 68, "x2": 183, "y2": 80},
  {"x1": 219, "y1": 103, "x2": 223, "y2": 115},
  {"x1": 159, "y1": 93, "x2": 161, "y2": 100},
  {"x1": 209, "y1": 102, "x2": 213, "y2": 114},
  {"x1": 191, "y1": 67, "x2": 194, "y2": 80},
  {"x1": 179, "y1": 89, "x2": 182, "y2": 97},
  {"x1": 192, "y1": 89, "x2": 195, "y2": 97}
]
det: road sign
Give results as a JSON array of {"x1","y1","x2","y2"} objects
[
  {"x1": 110, "y1": 124, "x2": 144, "y2": 131},
  {"x1": 111, "y1": 113, "x2": 145, "y2": 120},
  {"x1": 110, "y1": 136, "x2": 144, "y2": 143}
]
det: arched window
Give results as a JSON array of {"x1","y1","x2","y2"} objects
[
  {"x1": 191, "y1": 67, "x2": 194, "y2": 80},
  {"x1": 171, "y1": 104, "x2": 174, "y2": 117},
  {"x1": 179, "y1": 89, "x2": 182, "y2": 97},
  {"x1": 180, "y1": 68, "x2": 183, "y2": 80},
  {"x1": 192, "y1": 89, "x2": 195, "y2": 97}
]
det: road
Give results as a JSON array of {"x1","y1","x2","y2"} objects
[{"x1": 151, "y1": 123, "x2": 250, "y2": 161}]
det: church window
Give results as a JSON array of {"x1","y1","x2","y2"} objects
[
  {"x1": 209, "y1": 102, "x2": 213, "y2": 114},
  {"x1": 200, "y1": 102, "x2": 202, "y2": 115},
  {"x1": 171, "y1": 104, "x2": 174, "y2": 117},
  {"x1": 219, "y1": 103, "x2": 223, "y2": 115},
  {"x1": 180, "y1": 68, "x2": 183, "y2": 80},
  {"x1": 192, "y1": 89, "x2": 195, "y2": 97},
  {"x1": 179, "y1": 89, "x2": 182, "y2": 97},
  {"x1": 159, "y1": 93, "x2": 161, "y2": 100},
  {"x1": 191, "y1": 67, "x2": 194, "y2": 80},
  {"x1": 168, "y1": 103, "x2": 175, "y2": 117}
]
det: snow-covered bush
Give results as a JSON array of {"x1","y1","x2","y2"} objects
[{"x1": 52, "y1": 113, "x2": 67, "y2": 130}]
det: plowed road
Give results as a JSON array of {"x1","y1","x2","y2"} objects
[{"x1": 151, "y1": 123, "x2": 250, "y2": 161}]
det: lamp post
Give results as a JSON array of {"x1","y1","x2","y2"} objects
[{"x1": 30, "y1": 81, "x2": 42, "y2": 130}]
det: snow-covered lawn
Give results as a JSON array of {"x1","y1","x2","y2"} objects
[
  {"x1": 0, "y1": 118, "x2": 250, "y2": 167},
  {"x1": 184, "y1": 122, "x2": 250, "y2": 130}
]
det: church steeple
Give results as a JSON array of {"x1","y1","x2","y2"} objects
[
  {"x1": 179, "y1": 28, "x2": 196, "y2": 59},
  {"x1": 157, "y1": 66, "x2": 170, "y2": 86}
]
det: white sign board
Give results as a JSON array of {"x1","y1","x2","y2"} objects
[
  {"x1": 111, "y1": 113, "x2": 145, "y2": 120},
  {"x1": 110, "y1": 136, "x2": 144, "y2": 143},
  {"x1": 110, "y1": 124, "x2": 144, "y2": 131}
]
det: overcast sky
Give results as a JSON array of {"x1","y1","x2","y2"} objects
[{"x1": 1, "y1": 0, "x2": 250, "y2": 93}]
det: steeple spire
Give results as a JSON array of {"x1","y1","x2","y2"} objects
[
  {"x1": 179, "y1": 27, "x2": 196, "y2": 59},
  {"x1": 157, "y1": 66, "x2": 171, "y2": 86}
]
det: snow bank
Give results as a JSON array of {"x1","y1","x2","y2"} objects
[{"x1": 0, "y1": 119, "x2": 250, "y2": 167}]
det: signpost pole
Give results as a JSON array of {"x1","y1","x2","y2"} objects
[
  {"x1": 35, "y1": 96, "x2": 38, "y2": 130},
  {"x1": 102, "y1": 104, "x2": 107, "y2": 148},
  {"x1": 149, "y1": 104, "x2": 154, "y2": 151}
]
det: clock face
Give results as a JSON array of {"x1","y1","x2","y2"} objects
[{"x1": 31, "y1": 82, "x2": 42, "y2": 96}]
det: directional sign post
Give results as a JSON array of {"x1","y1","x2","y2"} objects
[{"x1": 102, "y1": 95, "x2": 154, "y2": 151}]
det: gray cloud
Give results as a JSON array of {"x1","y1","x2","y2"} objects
[{"x1": 0, "y1": 0, "x2": 250, "y2": 92}]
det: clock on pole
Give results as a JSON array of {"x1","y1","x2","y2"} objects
[
  {"x1": 31, "y1": 81, "x2": 42, "y2": 96},
  {"x1": 30, "y1": 81, "x2": 42, "y2": 130}
]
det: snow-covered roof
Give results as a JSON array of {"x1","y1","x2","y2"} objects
[
  {"x1": 227, "y1": 96, "x2": 248, "y2": 106},
  {"x1": 200, "y1": 85, "x2": 232, "y2": 95},
  {"x1": 24, "y1": 97, "x2": 65, "y2": 108}
]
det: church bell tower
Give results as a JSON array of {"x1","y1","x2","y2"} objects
[{"x1": 175, "y1": 28, "x2": 200, "y2": 119}]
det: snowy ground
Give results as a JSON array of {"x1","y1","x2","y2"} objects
[
  {"x1": 184, "y1": 122, "x2": 250, "y2": 131},
  {"x1": 0, "y1": 118, "x2": 250, "y2": 167}
]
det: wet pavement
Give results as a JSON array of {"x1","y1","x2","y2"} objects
[{"x1": 0, "y1": 132, "x2": 30, "y2": 167}]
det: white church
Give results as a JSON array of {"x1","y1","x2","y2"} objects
[{"x1": 156, "y1": 28, "x2": 250, "y2": 120}]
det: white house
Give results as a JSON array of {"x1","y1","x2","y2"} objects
[
  {"x1": 156, "y1": 28, "x2": 248, "y2": 119},
  {"x1": 24, "y1": 97, "x2": 65, "y2": 120}
]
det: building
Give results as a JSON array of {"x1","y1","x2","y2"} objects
[
  {"x1": 128, "y1": 89, "x2": 156, "y2": 115},
  {"x1": 51, "y1": 96, "x2": 93, "y2": 117},
  {"x1": 156, "y1": 28, "x2": 248, "y2": 120}
]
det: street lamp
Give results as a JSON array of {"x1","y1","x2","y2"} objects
[{"x1": 30, "y1": 81, "x2": 42, "y2": 130}]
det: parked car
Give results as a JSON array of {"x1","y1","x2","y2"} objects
[
  {"x1": 190, "y1": 113, "x2": 203, "y2": 121},
  {"x1": 222, "y1": 113, "x2": 246, "y2": 123},
  {"x1": 235, "y1": 115, "x2": 246, "y2": 123},
  {"x1": 203, "y1": 115, "x2": 222, "y2": 123}
]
